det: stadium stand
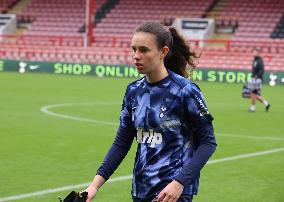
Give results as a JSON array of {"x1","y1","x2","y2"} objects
[
  {"x1": 92, "y1": 0, "x2": 213, "y2": 46},
  {"x1": 271, "y1": 14, "x2": 284, "y2": 39},
  {"x1": 0, "y1": 0, "x2": 283, "y2": 71},
  {"x1": 0, "y1": 0, "x2": 18, "y2": 13},
  {"x1": 18, "y1": 0, "x2": 86, "y2": 36},
  {"x1": 204, "y1": 0, "x2": 284, "y2": 71},
  {"x1": 221, "y1": 0, "x2": 283, "y2": 40}
]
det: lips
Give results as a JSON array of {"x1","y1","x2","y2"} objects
[{"x1": 135, "y1": 63, "x2": 143, "y2": 69}]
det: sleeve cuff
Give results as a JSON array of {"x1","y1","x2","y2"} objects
[
  {"x1": 174, "y1": 173, "x2": 187, "y2": 187},
  {"x1": 96, "y1": 170, "x2": 109, "y2": 181}
]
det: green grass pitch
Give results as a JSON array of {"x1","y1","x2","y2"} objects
[{"x1": 0, "y1": 72, "x2": 283, "y2": 202}]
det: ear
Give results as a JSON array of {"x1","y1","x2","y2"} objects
[{"x1": 160, "y1": 46, "x2": 170, "y2": 59}]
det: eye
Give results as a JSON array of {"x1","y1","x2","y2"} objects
[{"x1": 139, "y1": 48, "x2": 148, "y2": 53}]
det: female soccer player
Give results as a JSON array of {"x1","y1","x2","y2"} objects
[{"x1": 84, "y1": 22, "x2": 217, "y2": 202}]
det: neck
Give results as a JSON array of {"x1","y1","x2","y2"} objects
[{"x1": 146, "y1": 66, "x2": 169, "y2": 83}]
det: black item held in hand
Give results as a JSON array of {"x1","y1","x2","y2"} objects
[{"x1": 59, "y1": 191, "x2": 88, "y2": 202}]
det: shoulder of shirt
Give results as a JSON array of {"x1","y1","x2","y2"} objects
[
  {"x1": 168, "y1": 70, "x2": 201, "y2": 92},
  {"x1": 124, "y1": 76, "x2": 146, "y2": 95},
  {"x1": 127, "y1": 76, "x2": 146, "y2": 88}
]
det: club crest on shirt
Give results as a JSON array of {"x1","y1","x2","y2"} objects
[{"x1": 159, "y1": 105, "x2": 167, "y2": 118}]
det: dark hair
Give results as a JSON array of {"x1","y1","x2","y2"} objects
[{"x1": 135, "y1": 22, "x2": 199, "y2": 78}]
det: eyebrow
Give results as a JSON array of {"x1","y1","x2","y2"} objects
[{"x1": 131, "y1": 45, "x2": 150, "y2": 50}]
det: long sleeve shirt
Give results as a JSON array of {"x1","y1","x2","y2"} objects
[{"x1": 97, "y1": 70, "x2": 217, "y2": 199}]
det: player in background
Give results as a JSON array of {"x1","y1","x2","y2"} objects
[
  {"x1": 249, "y1": 48, "x2": 270, "y2": 112},
  {"x1": 84, "y1": 22, "x2": 217, "y2": 202}
]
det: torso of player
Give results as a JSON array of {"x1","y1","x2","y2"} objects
[
  {"x1": 131, "y1": 76, "x2": 190, "y2": 150},
  {"x1": 128, "y1": 76, "x2": 193, "y2": 198}
]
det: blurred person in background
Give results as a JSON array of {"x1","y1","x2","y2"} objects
[
  {"x1": 248, "y1": 48, "x2": 270, "y2": 112},
  {"x1": 84, "y1": 22, "x2": 217, "y2": 202}
]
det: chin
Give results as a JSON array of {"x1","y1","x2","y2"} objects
[
  {"x1": 136, "y1": 68, "x2": 146, "y2": 74},
  {"x1": 137, "y1": 70, "x2": 145, "y2": 74}
]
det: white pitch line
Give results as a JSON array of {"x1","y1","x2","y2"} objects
[
  {"x1": 0, "y1": 175, "x2": 132, "y2": 202},
  {"x1": 40, "y1": 102, "x2": 119, "y2": 126},
  {"x1": 40, "y1": 102, "x2": 284, "y2": 142},
  {"x1": 207, "y1": 147, "x2": 284, "y2": 164},
  {"x1": 1, "y1": 147, "x2": 284, "y2": 202},
  {"x1": 217, "y1": 133, "x2": 284, "y2": 141}
]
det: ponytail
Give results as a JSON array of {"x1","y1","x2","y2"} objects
[
  {"x1": 164, "y1": 27, "x2": 198, "y2": 78},
  {"x1": 135, "y1": 22, "x2": 199, "y2": 78}
]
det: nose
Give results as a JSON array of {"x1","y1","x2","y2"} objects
[{"x1": 133, "y1": 50, "x2": 141, "y2": 61}]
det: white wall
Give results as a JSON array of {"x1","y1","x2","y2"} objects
[
  {"x1": 173, "y1": 18, "x2": 215, "y2": 47},
  {"x1": 0, "y1": 14, "x2": 17, "y2": 35}
]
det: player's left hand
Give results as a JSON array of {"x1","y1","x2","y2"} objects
[{"x1": 157, "y1": 180, "x2": 184, "y2": 202}]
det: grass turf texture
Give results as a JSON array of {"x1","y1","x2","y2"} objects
[{"x1": 0, "y1": 72, "x2": 283, "y2": 202}]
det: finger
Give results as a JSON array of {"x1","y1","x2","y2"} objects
[
  {"x1": 161, "y1": 195, "x2": 171, "y2": 202},
  {"x1": 157, "y1": 192, "x2": 166, "y2": 202},
  {"x1": 86, "y1": 196, "x2": 92, "y2": 202},
  {"x1": 170, "y1": 197, "x2": 178, "y2": 202}
]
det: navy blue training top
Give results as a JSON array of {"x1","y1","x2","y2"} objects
[{"x1": 97, "y1": 70, "x2": 217, "y2": 199}]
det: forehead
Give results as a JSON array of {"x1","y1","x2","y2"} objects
[{"x1": 131, "y1": 32, "x2": 157, "y2": 48}]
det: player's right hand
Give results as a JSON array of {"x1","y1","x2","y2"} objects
[{"x1": 84, "y1": 185, "x2": 98, "y2": 202}]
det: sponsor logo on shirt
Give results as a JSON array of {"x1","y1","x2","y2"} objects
[
  {"x1": 136, "y1": 128, "x2": 162, "y2": 148},
  {"x1": 196, "y1": 97, "x2": 209, "y2": 117},
  {"x1": 161, "y1": 119, "x2": 181, "y2": 129}
]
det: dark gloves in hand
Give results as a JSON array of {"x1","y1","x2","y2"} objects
[{"x1": 59, "y1": 191, "x2": 88, "y2": 202}]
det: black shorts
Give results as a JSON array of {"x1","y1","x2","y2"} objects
[
  {"x1": 133, "y1": 195, "x2": 193, "y2": 202},
  {"x1": 251, "y1": 89, "x2": 261, "y2": 95}
]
